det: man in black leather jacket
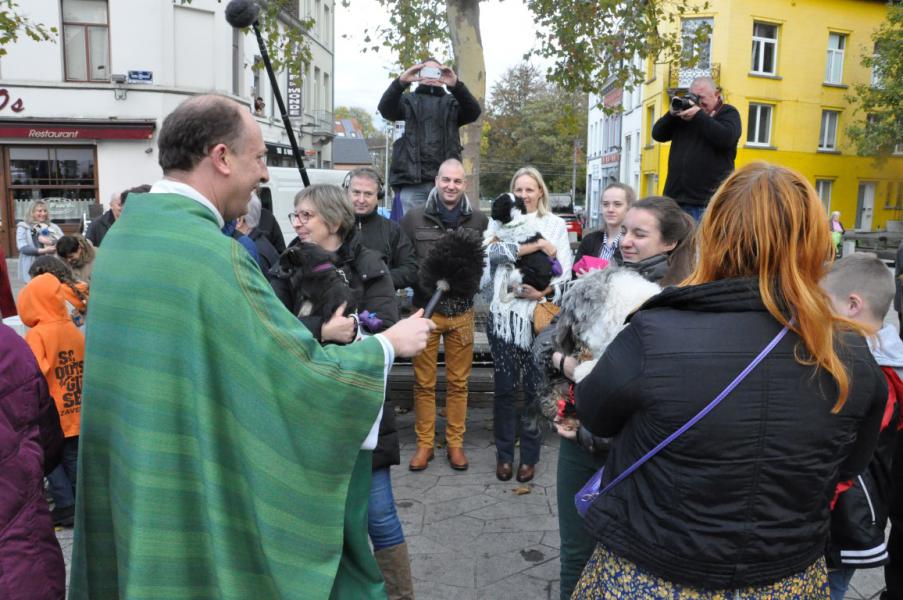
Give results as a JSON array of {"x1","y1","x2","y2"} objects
[
  {"x1": 652, "y1": 76, "x2": 741, "y2": 221},
  {"x1": 347, "y1": 166, "x2": 418, "y2": 290},
  {"x1": 378, "y1": 59, "x2": 481, "y2": 214}
]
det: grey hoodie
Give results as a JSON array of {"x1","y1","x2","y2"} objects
[{"x1": 867, "y1": 323, "x2": 903, "y2": 378}]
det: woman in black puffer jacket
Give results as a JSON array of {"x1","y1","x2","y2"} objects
[
  {"x1": 572, "y1": 163, "x2": 887, "y2": 598},
  {"x1": 269, "y1": 185, "x2": 412, "y2": 599}
]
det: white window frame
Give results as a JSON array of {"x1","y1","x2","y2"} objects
[
  {"x1": 747, "y1": 103, "x2": 773, "y2": 146},
  {"x1": 825, "y1": 32, "x2": 846, "y2": 84},
  {"x1": 751, "y1": 22, "x2": 778, "y2": 75},
  {"x1": 815, "y1": 179, "x2": 833, "y2": 212},
  {"x1": 62, "y1": 0, "x2": 110, "y2": 82},
  {"x1": 819, "y1": 110, "x2": 840, "y2": 150}
]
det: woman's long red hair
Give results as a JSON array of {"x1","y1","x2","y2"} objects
[{"x1": 684, "y1": 162, "x2": 861, "y2": 412}]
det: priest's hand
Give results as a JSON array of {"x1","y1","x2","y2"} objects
[
  {"x1": 381, "y1": 309, "x2": 436, "y2": 357},
  {"x1": 321, "y1": 303, "x2": 356, "y2": 344}
]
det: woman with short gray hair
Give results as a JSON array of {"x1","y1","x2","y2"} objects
[{"x1": 269, "y1": 184, "x2": 414, "y2": 598}]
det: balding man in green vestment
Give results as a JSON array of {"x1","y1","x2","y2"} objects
[{"x1": 69, "y1": 95, "x2": 434, "y2": 600}]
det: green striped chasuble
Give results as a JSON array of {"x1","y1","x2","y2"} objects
[{"x1": 69, "y1": 193, "x2": 386, "y2": 599}]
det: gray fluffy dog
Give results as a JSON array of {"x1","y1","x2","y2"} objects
[{"x1": 532, "y1": 267, "x2": 661, "y2": 428}]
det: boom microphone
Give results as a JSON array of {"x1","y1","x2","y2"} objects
[
  {"x1": 225, "y1": 0, "x2": 311, "y2": 187},
  {"x1": 225, "y1": 0, "x2": 259, "y2": 28}
]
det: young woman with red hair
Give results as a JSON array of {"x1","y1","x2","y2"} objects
[{"x1": 572, "y1": 162, "x2": 887, "y2": 598}]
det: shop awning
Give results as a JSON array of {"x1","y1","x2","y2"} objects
[{"x1": 0, "y1": 118, "x2": 156, "y2": 140}]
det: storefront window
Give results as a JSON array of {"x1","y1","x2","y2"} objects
[{"x1": 8, "y1": 146, "x2": 97, "y2": 225}]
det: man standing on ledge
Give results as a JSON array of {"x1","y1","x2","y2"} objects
[
  {"x1": 379, "y1": 59, "x2": 481, "y2": 214},
  {"x1": 652, "y1": 75, "x2": 741, "y2": 221},
  {"x1": 402, "y1": 158, "x2": 488, "y2": 472},
  {"x1": 69, "y1": 95, "x2": 433, "y2": 600}
]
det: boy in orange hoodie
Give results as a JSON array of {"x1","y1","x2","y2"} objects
[{"x1": 18, "y1": 272, "x2": 85, "y2": 527}]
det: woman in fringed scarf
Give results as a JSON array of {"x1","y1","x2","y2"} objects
[{"x1": 483, "y1": 166, "x2": 573, "y2": 483}]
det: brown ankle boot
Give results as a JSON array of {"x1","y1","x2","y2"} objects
[
  {"x1": 408, "y1": 447, "x2": 434, "y2": 471},
  {"x1": 374, "y1": 542, "x2": 415, "y2": 600},
  {"x1": 446, "y1": 447, "x2": 469, "y2": 470}
]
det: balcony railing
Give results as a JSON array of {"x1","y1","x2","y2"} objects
[
  {"x1": 300, "y1": 109, "x2": 335, "y2": 141},
  {"x1": 667, "y1": 62, "x2": 721, "y2": 90}
]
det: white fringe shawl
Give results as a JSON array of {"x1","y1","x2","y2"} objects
[
  {"x1": 485, "y1": 213, "x2": 547, "y2": 350},
  {"x1": 489, "y1": 264, "x2": 537, "y2": 350}
]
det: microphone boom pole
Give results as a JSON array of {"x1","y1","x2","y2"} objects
[{"x1": 227, "y1": 1, "x2": 310, "y2": 187}]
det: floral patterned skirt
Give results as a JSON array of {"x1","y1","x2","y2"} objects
[{"x1": 572, "y1": 544, "x2": 829, "y2": 600}]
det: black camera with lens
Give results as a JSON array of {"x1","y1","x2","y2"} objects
[{"x1": 671, "y1": 92, "x2": 700, "y2": 112}]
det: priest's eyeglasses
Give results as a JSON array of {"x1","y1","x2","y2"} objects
[{"x1": 288, "y1": 209, "x2": 316, "y2": 224}]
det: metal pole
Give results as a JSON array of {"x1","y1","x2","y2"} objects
[
  {"x1": 571, "y1": 139, "x2": 578, "y2": 209},
  {"x1": 252, "y1": 22, "x2": 310, "y2": 187},
  {"x1": 384, "y1": 123, "x2": 391, "y2": 207}
]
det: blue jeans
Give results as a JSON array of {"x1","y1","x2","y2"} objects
[
  {"x1": 678, "y1": 203, "x2": 706, "y2": 222},
  {"x1": 47, "y1": 436, "x2": 78, "y2": 509},
  {"x1": 827, "y1": 568, "x2": 854, "y2": 600},
  {"x1": 488, "y1": 329, "x2": 543, "y2": 465},
  {"x1": 368, "y1": 467, "x2": 405, "y2": 551},
  {"x1": 398, "y1": 182, "x2": 434, "y2": 214}
]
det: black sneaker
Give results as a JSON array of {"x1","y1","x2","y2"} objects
[{"x1": 52, "y1": 505, "x2": 75, "y2": 528}]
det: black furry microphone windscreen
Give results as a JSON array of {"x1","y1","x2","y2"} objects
[
  {"x1": 419, "y1": 229, "x2": 485, "y2": 316},
  {"x1": 225, "y1": 0, "x2": 260, "y2": 28}
]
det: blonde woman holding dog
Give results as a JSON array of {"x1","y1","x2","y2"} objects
[
  {"x1": 485, "y1": 166, "x2": 573, "y2": 483},
  {"x1": 17, "y1": 200, "x2": 63, "y2": 283}
]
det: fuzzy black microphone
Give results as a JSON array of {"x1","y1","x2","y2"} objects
[
  {"x1": 225, "y1": 0, "x2": 260, "y2": 28},
  {"x1": 419, "y1": 228, "x2": 485, "y2": 318}
]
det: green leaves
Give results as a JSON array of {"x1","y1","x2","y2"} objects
[
  {"x1": 0, "y1": 0, "x2": 58, "y2": 57},
  {"x1": 525, "y1": 0, "x2": 708, "y2": 102},
  {"x1": 846, "y1": 3, "x2": 903, "y2": 162},
  {"x1": 365, "y1": 0, "x2": 451, "y2": 69}
]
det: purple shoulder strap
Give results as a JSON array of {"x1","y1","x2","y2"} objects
[{"x1": 575, "y1": 322, "x2": 791, "y2": 516}]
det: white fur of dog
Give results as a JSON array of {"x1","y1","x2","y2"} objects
[{"x1": 558, "y1": 268, "x2": 662, "y2": 382}]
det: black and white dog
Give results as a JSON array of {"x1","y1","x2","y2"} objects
[
  {"x1": 532, "y1": 267, "x2": 661, "y2": 428},
  {"x1": 486, "y1": 193, "x2": 561, "y2": 301},
  {"x1": 273, "y1": 242, "x2": 361, "y2": 323}
]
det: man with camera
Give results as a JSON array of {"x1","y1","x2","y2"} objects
[
  {"x1": 378, "y1": 59, "x2": 481, "y2": 214},
  {"x1": 652, "y1": 76, "x2": 742, "y2": 221}
]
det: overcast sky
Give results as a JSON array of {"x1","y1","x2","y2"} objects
[{"x1": 334, "y1": 0, "x2": 541, "y2": 125}]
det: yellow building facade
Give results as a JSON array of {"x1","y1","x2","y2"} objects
[{"x1": 641, "y1": 0, "x2": 902, "y2": 230}]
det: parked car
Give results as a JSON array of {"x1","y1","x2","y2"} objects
[{"x1": 559, "y1": 212, "x2": 583, "y2": 245}]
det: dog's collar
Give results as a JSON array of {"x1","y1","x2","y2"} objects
[{"x1": 312, "y1": 262, "x2": 334, "y2": 273}]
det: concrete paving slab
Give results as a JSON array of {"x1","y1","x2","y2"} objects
[
  {"x1": 848, "y1": 566, "x2": 888, "y2": 599},
  {"x1": 413, "y1": 580, "x2": 478, "y2": 600},
  {"x1": 475, "y1": 573, "x2": 557, "y2": 600},
  {"x1": 423, "y1": 494, "x2": 501, "y2": 524},
  {"x1": 465, "y1": 531, "x2": 546, "y2": 557},
  {"x1": 474, "y1": 544, "x2": 557, "y2": 587},
  {"x1": 405, "y1": 533, "x2": 457, "y2": 556},
  {"x1": 411, "y1": 552, "x2": 477, "y2": 588}
]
